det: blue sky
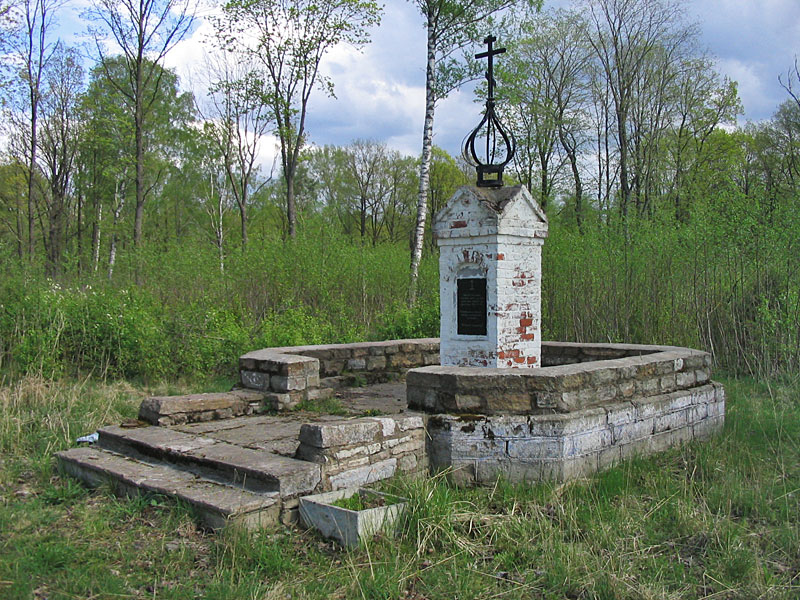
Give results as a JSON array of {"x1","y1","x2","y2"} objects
[{"x1": 51, "y1": 0, "x2": 800, "y2": 166}]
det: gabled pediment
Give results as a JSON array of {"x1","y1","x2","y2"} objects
[{"x1": 434, "y1": 185, "x2": 547, "y2": 239}]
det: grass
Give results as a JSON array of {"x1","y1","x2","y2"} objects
[{"x1": 0, "y1": 374, "x2": 798, "y2": 599}]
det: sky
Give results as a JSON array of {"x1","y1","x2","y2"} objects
[{"x1": 50, "y1": 0, "x2": 800, "y2": 169}]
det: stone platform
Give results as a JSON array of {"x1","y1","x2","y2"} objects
[
  {"x1": 57, "y1": 382, "x2": 427, "y2": 530},
  {"x1": 57, "y1": 339, "x2": 725, "y2": 532}
]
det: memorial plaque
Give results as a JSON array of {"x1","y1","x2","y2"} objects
[{"x1": 457, "y1": 278, "x2": 487, "y2": 335}]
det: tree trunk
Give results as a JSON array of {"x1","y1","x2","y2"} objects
[
  {"x1": 108, "y1": 186, "x2": 124, "y2": 280},
  {"x1": 92, "y1": 200, "x2": 101, "y2": 273},
  {"x1": 77, "y1": 192, "x2": 83, "y2": 273},
  {"x1": 238, "y1": 198, "x2": 248, "y2": 250},
  {"x1": 27, "y1": 111, "x2": 37, "y2": 260},
  {"x1": 133, "y1": 55, "x2": 145, "y2": 248},
  {"x1": 46, "y1": 194, "x2": 63, "y2": 278},
  {"x1": 559, "y1": 129, "x2": 583, "y2": 231},
  {"x1": 16, "y1": 192, "x2": 23, "y2": 260},
  {"x1": 286, "y1": 169, "x2": 296, "y2": 238},
  {"x1": 409, "y1": 23, "x2": 437, "y2": 307},
  {"x1": 616, "y1": 107, "x2": 630, "y2": 221}
]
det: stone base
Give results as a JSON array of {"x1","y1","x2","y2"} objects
[{"x1": 426, "y1": 382, "x2": 725, "y2": 484}]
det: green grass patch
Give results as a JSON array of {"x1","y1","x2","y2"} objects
[{"x1": 1, "y1": 374, "x2": 799, "y2": 598}]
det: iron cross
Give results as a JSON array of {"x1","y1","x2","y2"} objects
[{"x1": 475, "y1": 35, "x2": 506, "y2": 102}]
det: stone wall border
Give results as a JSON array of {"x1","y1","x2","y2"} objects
[{"x1": 407, "y1": 342, "x2": 712, "y2": 415}]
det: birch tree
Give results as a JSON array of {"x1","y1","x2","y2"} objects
[{"x1": 407, "y1": 0, "x2": 537, "y2": 305}]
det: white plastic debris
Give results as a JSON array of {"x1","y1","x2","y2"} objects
[{"x1": 76, "y1": 432, "x2": 99, "y2": 444}]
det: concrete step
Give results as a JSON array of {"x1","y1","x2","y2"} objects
[
  {"x1": 56, "y1": 446, "x2": 281, "y2": 530},
  {"x1": 97, "y1": 425, "x2": 320, "y2": 498}
]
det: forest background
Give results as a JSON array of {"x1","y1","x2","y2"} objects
[{"x1": 0, "y1": 0, "x2": 799, "y2": 385}]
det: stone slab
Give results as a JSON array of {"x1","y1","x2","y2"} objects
[
  {"x1": 56, "y1": 447, "x2": 280, "y2": 530},
  {"x1": 98, "y1": 425, "x2": 320, "y2": 497},
  {"x1": 138, "y1": 389, "x2": 265, "y2": 425}
]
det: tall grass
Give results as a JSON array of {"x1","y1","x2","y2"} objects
[{"x1": 1, "y1": 376, "x2": 798, "y2": 598}]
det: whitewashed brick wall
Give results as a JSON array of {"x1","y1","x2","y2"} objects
[{"x1": 434, "y1": 185, "x2": 548, "y2": 368}]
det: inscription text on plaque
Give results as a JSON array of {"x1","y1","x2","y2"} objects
[{"x1": 457, "y1": 278, "x2": 487, "y2": 336}]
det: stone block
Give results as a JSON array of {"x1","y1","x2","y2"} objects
[
  {"x1": 653, "y1": 410, "x2": 688, "y2": 433},
  {"x1": 365, "y1": 355, "x2": 387, "y2": 371},
  {"x1": 454, "y1": 394, "x2": 484, "y2": 411},
  {"x1": 637, "y1": 378, "x2": 659, "y2": 396},
  {"x1": 598, "y1": 446, "x2": 621, "y2": 470},
  {"x1": 423, "y1": 352, "x2": 440, "y2": 366},
  {"x1": 649, "y1": 426, "x2": 692, "y2": 452},
  {"x1": 397, "y1": 454, "x2": 418, "y2": 472},
  {"x1": 693, "y1": 416, "x2": 724, "y2": 439},
  {"x1": 373, "y1": 417, "x2": 396, "y2": 437},
  {"x1": 619, "y1": 438, "x2": 649, "y2": 460},
  {"x1": 682, "y1": 353, "x2": 707, "y2": 369},
  {"x1": 333, "y1": 446, "x2": 368, "y2": 461},
  {"x1": 347, "y1": 358, "x2": 366, "y2": 371},
  {"x1": 396, "y1": 415, "x2": 424, "y2": 431},
  {"x1": 632, "y1": 396, "x2": 668, "y2": 420},
  {"x1": 561, "y1": 455, "x2": 599, "y2": 480},
  {"x1": 241, "y1": 371, "x2": 270, "y2": 391},
  {"x1": 264, "y1": 391, "x2": 305, "y2": 411},
  {"x1": 606, "y1": 401, "x2": 636, "y2": 426},
  {"x1": 688, "y1": 404, "x2": 708, "y2": 422},
  {"x1": 659, "y1": 374, "x2": 677, "y2": 392},
  {"x1": 391, "y1": 439, "x2": 425, "y2": 456},
  {"x1": 299, "y1": 420, "x2": 381, "y2": 448},
  {"x1": 306, "y1": 387, "x2": 334, "y2": 401},
  {"x1": 321, "y1": 359, "x2": 346, "y2": 376},
  {"x1": 675, "y1": 371, "x2": 696, "y2": 388},
  {"x1": 612, "y1": 419, "x2": 654, "y2": 445},
  {"x1": 337, "y1": 456, "x2": 371, "y2": 470},
  {"x1": 533, "y1": 391, "x2": 558, "y2": 409},
  {"x1": 619, "y1": 380, "x2": 636, "y2": 398},
  {"x1": 271, "y1": 375, "x2": 306, "y2": 392},
  {"x1": 565, "y1": 429, "x2": 612, "y2": 456},
  {"x1": 707, "y1": 400, "x2": 725, "y2": 418},
  {"x1": 383, "y1": 436, "x2": 412, "y2": 449},
  {"x1": 327, "y1": 458, "x2": 397, "y2": 490},
  {"x1": 506, "y1": 438, "x2": 562, "y2": 460},
  {"x1": 695, "y1": 369, "x2": 710, "y2": 384},
  {"x1": 474, "y1": 416, "x2": 528, "y2": 438}
]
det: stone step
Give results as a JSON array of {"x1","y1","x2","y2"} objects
[
  {"x1": 97, "y1": 425, "x2": 320, "y2": 498},
  {"x1": 56, "y1": 446, "x2": 281, "y2": 530},
  {"x1": 138, "y1": 389, "x2": 266, "y2": 426}
]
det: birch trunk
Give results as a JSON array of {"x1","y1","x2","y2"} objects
[
  {"x1": 108, "y1": 183, "x2": 124, "y2": 280},
  {"x1": 92, "y1": 201, "x2": 101, "y2": 273},
  {"x1": 408, "y1": 22, "x2": 437, "y2": 307}
]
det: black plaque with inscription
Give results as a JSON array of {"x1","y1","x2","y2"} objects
[{"x1": 457, "y1": 278, "x2": 487, "y2": 335}]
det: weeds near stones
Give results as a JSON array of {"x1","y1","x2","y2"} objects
[{"x1": 1, "y1": 375, "x2": 799, "y2": 599}]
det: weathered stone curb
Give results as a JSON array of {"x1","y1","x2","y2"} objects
[
  {"x1": 239, "y1": 339, "x2": 439, "y2": 408},
  {"x1": 407, "y1": 343, "x2": 712, "y2": 414}
]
